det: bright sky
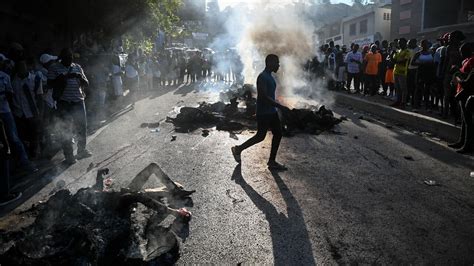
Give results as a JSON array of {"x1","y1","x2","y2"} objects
[{"x1": 217, "y1": 0, "x2": 353, "y2": 10}]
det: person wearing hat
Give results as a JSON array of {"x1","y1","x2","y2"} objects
[
  {"x1": 48, "y1": 48, "x2": 91, "y2": 164},
  {"x1": 37, "y1": 53, "x2": 58, "y2": 158}
]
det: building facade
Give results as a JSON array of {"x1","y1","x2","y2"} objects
[
  {"x1": 342, "y1": 7, "x2": 392, "y2": 47},
  {"x1": 391, "y1": 0, "x2": 474, "y2": 41}
]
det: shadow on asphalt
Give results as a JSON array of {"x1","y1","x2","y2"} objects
[
  {"x1": 392, "y1": 126, "x2": 474, "y2": 169},
  {"x1": 231, "y1": 164, "x2": 316, "y2": 265}
]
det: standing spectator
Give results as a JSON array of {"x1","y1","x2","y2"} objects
[
  {"x1": 407, "y1": 39, "x2": 420, "y2": 106},
  {"x1": 361, "y1": 45, "x2": 370, "y2": 94},
  {"x1": 412, "y1": 40, "x2": 435, "y2": 110},
  {"x1": 379, "y1": 40, "x2": 390, "y2": 95},
  {"x1": 391, "y1": 38, "x2": 411, "y2": 108},
  {"x1": 442, "y1": 31, "x2": 466, "y2": 119},
  {"x1": 434, "y1": 33, "x2": 449, "y2": 113},
  {"x1": 91, "y1": 60, "x2": 109, "y2": 120},
  {"x1": 111, "y1": 56, "x2": 124, "y2": 101},
  {"x1": 0, "y1": 119, "x2": 22, "y2": 206},
  {"x1": 125, "y1": 56, "x2": 139, "y2": 95},
  {"x1": 0, "y1": 56, "x2": 36, "y2": 172},
  {"x1": 38, "y1": 53, "x2": 58, "y2": 158},
  {"x1": 11, "y1": 61, "x2": 41, "y2": 159},
  {"x1": 449, "y1": 42, "x2": 474, "y2": 153},
  {"x1": 345, "y1": 43, "x2": 363, "y2": 93},
  {"x1": 364, "y1": 44, "x2": 382, "y2": 96},
  {"x1": 335, "y1": 45, "x2": 347, "y2": 90},
  {"x1": 48, "y1": 48, "x2": 91, "y2": 164}
]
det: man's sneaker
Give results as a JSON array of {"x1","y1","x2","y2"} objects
[
  {"x1": 267, "y1": 161, "x2": 288, "y2": 171},
  {"x1": 231, "y1": 146, "x2": 241, "y2": 163},
  {"x1": 0, "y1": 192, "x2": 22, "y2": 207},
  {"x1": 76, "y1": 149, "x2": 92, "y2": 160}
]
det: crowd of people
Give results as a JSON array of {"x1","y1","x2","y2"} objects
[
  {"x1": 1, "y1": 30, "x2": 473, "y2": 205},
  {"x1": 312, "y1": 30, "x2": 473, "y2": 154},
  {"x1": 0, "y1": 40, "x2": 246, "y2": 206}
]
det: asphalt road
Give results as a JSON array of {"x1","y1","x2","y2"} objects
[{"x1": 2, "y1": 83, "x2": 474, "y2": 264}]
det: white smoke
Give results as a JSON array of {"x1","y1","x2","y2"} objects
[{"x1": 212, "y1": 0, "x2": 334, "y2": 107}]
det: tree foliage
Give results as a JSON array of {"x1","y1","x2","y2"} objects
[{"x1": 8, "y1": 0, "x2": 182, "y2": 49}]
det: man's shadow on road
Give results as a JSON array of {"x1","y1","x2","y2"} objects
[{"x1": 231, "y1": 164, "x2": 316, "y2": 265}]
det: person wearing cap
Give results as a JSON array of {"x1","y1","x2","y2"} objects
[
  {"x1": 48, "y1": 48, "x2": 91, "y2": 164},
  {"x1": 364, "y1": 44, "x2": 382, "y2": 96},
  {"x1": 38, "y1": 53, "x2": 58, "y2": 158},
  {"x1": 0, "y1": 54, "x2": 37, "y2": 173}
]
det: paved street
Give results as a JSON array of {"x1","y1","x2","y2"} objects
[{"x1": 2, "y1": 83, "x2": 474, "y2": 264}]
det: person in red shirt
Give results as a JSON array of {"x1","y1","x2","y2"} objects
[{"x1": 449, "y1": 42, "x2": 474, "y2": 153}]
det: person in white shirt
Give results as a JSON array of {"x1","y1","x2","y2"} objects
[
  {"x1": 125, "y1": 56, "x2": 139, "y2": 96},
  {"x1": 11, "y1": 61, "x2": 41, "y2": 159},
  {"x1": 0, "y1": 57, "x2": 37, "y2": 172},
  {"x1": 38, "y1": 53, "x2": 58, "y2": 158},
  {"x1": 111, "y1": 56, "x2": 124, "y2": 98}
]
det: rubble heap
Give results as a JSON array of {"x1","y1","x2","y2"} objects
[{"x1": 0, "y1": 164, "x2": 194, "y2": 266}]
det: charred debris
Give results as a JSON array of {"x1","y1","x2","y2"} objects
[
  {"x1": 166, "y1": 84, "x2": 342, "y2": 136},
  {"x1": 0, "y1": 164, "x2": 194, "y2": 266}
]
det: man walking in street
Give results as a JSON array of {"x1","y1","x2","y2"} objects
[
  {"x1": 231, "y1": 54, "x2": 290, "y2": 171},
  {"x1": 48, "y1": 48, "x2": 91, "y2": 164}
]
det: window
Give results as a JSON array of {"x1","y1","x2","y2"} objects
[
  {"x1": 399, "y1": 25, "x2": 410, "y2": 35},
  {"x1": 383, "y1": 12, "x2": 391, "y2": 20},
  {"x1": 350, "y1": 23, "x2": 356, "y2": 36},
  {"x1": 400, "y1": 10, "x2": 411, "y2": 20},
  {"x1": 360, "y1": 19, "x2": 367, "y2": 34}
]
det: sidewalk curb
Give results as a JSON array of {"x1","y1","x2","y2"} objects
[{"x1": 334, "y1": 92, "x2": 460, "y2": 142}]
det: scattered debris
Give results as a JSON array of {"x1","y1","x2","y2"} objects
[
  {"x1": 0, "y1": 163, "x2": 195, "y2": 265},
  {"x1": 150, "y1": 128, "x2": 160, "y2": 133},
  {"x1": 140, "y1": 122, "x2": 161, "y2": 128},
  {"x1": 166, "y1": 85, "x2": 340, "y2": 136},
  {"x1": 424, "y1": 180, "x2": 439, "y2": 186},
  {"x1": 354, "y1": 136, "x2": 359, "y2": 139},
  {"x1": 340, "y1": 116, "x2": 348, "y2": 121},
  {"x1": 385, "y1": 125, "x2": 393, "y2": 129},
  {"x1": 171, "y1": 135, "x2": 177, "y2": 141},
  {"x1": 202, "y1": 129, "x2": 210, "y2": 137},
  {"x1": 404, "y1": 156, "x2": 414, "y2": 161},
  {"x1": 470, "y1": 171, "x2": 474, "y2": 178}
]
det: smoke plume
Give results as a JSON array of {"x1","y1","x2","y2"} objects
[{"x1": 214, "y1": 0, "x2": 334, "y2": 107}]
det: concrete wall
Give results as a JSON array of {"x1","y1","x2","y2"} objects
[
  {"x1": 374, "y1": 8, "x2": 392, "y2": 41},
  {"x1": 390, "y1": 0, "x2": 423, "y2": 40},
  {"x1": 342, "y1": 7, "x2": 391, "y2": 46}
]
